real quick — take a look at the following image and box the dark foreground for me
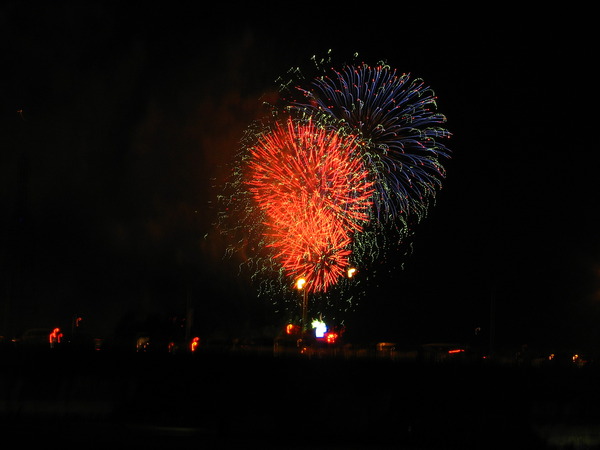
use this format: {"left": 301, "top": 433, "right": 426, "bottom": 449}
{"left": 1, "top": 348, "right": 600, "bottom": 449}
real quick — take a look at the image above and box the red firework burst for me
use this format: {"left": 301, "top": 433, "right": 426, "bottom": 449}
{"left": 246, "top": 117, "right": 374, "bottom": 293}
{"left": 267, "top": 205, "right": 353, "bottom": 293}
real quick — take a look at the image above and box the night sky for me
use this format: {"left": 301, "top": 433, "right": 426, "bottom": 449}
{"left": 1, "top": 3, "right": 595, "bottom": 353}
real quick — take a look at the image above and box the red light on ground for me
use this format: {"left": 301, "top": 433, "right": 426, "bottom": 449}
{"left": 325, "top": 332, "right": 338, "bottom": 344}
{"left": 190, "top": 337, "right": 200, "bottom": 352}
{"left": 286, "top": 324, "right": 301, "bottom": 335}
{"left": 448, "top": 349, "right": 464, "bottom": 354}
{"left": 49, "top": 328, "right": 63, "bottom": 347}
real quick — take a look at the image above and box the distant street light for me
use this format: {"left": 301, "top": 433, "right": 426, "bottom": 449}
{"left": 296, "top": 277, "right": 308, "bottom": 337}
{"left": 296, "top": 278, "right": 306, "bottom": 290}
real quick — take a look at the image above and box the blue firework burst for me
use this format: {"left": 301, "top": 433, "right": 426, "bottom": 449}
{"left": 289, "top": 63, "right": 451, "bottom": 229}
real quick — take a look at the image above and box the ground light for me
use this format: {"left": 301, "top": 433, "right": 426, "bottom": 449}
{"left": 190, "top": 337, "right": 200, "bottom": 352}
{"left": 311, "top": 319, "right": 327, "bottom": 338}
{"left": 49, "top": 328, "right": 63, "bottom": 348}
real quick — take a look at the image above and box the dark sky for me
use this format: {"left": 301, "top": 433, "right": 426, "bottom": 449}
{"left": 1, "top": 3, "right": 596, "bottom": 352}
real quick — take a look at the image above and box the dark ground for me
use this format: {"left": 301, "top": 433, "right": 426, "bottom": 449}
{"left": 2, "top": 346, "right": 600, "bottom": 449}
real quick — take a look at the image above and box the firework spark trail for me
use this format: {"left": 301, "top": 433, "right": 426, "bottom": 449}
{"left": 245, "top": 116, "right": 374, "bottom": 293}
{"left": 265, "top": 204, "right": 353, "bottom": 293}
{"left": 290, "top": 63, "right": 451, "bottom": 228}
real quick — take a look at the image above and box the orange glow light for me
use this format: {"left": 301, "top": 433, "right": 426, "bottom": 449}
{"left": 286, "top": 323, "right": 300, "bottom": 335}
{"left": 296, "top": 278, "right": 306, "bottom": 290}
{"left": 190, "top": 337, "right": 200, "bottom": 352}
{"left": 49, "top": 328, "right": 63, "bottom": 345}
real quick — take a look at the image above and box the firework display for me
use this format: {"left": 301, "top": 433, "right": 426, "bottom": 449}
{"left": 246, "top": 116, "right": 374, "bottom": 294}
{"left": 288, "top": 62, "right": 451, "bottom": 229}
{"left": 217, "top": 54, "right": 451, "bottom": 327}
{"left": 266, "top": 206, "right": 353, "bottom": 294}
